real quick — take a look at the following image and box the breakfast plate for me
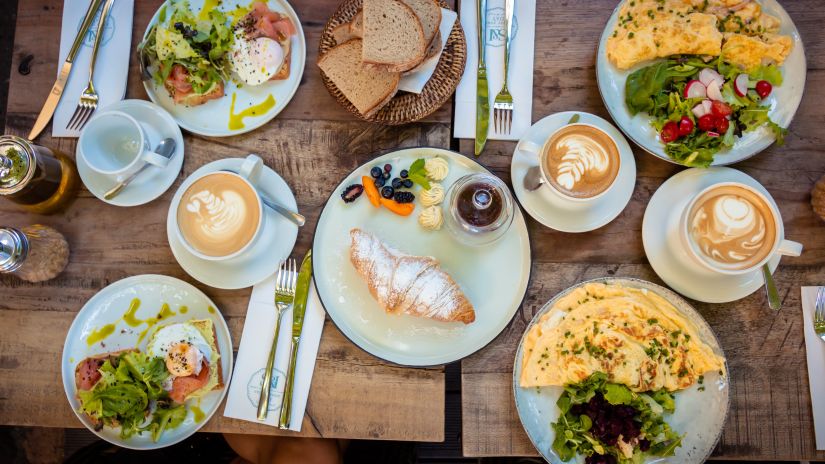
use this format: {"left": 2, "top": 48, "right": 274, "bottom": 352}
{"left": 596, "top": 0, "right": 806, "bottom": 166}
{"left": 166, "top": 157, "right": 299, "bottom": 289}
{"left": 643, "top": 167, "right": 781, "bottom": 303}
{"left": 141, "top": 0, "right": 306, "bottom": 137}
{"left": 511, "top": 111, "right": 636, "bottom": 233}
{"left": 313, "top": 147, "right": 531, "bottom": 366}
{"left": 61, "top": 274, "right": 233, "bottom": 450}
{"left": 514, "top": 278, "right": 729, "bottom": 464}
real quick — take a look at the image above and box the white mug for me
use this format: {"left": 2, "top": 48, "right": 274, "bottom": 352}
{"left": 678, "top": 181, "right": 802, "bottom": 276}
{"left": 79, "top": 111, "right": 170, "bottom": 181}
{"left": 172, "top": 154, "right": 265, "bottom": 262}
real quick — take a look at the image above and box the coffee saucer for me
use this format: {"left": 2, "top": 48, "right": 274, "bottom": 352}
{"left": 76, "top": 100, "right": 185, "bottom": 207}
{"left": 643, "top": 167, "right": 780, "bottom": 303}
{"left": 166, "top": 157, "right": 299, "bottom": 290}
{"left": 511, "top": 111, "right": 636, "bottom": 232}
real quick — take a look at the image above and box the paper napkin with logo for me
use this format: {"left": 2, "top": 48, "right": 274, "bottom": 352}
{"left": 398, "top": 8, "right": 458, "bottom": 93}
{"left": 454, "top": 0, "right": 536, "bottom": 141}
{"left": 223, "top": 273, "right": 326, "bottom": 431}
{"left": 54, "top": 0, "right": 133, "bottom": 138}
{"left": 802, "top": 287, "right": 825, "bottom": 449}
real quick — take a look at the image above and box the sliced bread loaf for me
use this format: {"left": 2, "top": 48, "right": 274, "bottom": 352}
{"left": 362, "top": 0, "right": 426, "bottom": 72}
{"left": 350, "top": 10, "right": 364, "bottom": 37}
{"left": 400, "top": 0, "right": 441, "bottom": 48}
{"left": 318, "top": 39, "right": 400, "bottom": 118}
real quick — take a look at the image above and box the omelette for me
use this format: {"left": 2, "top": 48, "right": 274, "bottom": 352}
{"left": 519, "top": 282, "right": 725, "bottom": 392}
{"left": 606, "top": 0, "right": 793, "bottom": 71}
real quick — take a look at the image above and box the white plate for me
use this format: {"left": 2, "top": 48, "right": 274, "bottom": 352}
{"left": 77, "top": 99, "right": 185, "bottom": 207}
{"left": 596, "top": 0, "right": 806, "bottom": 166}
{"left": 511, "top": 111, "right": 636, "bottom": 233}
{"left": 61, "top": 274, "right": 233, "bottom": 450}
{"left": 643, "top": 167, "right": 781, "bottom": 303}
{"left": 141, "top": 0, "right": 306, "bottom": 137}
{"left": 513, "top": 278, "right": 729, "bottom": 464}
{"left": 166, "top": 157, "right": 299, "bottom": 289}
{"left": 313, "top": 148, "right": 532, "bottom": 366}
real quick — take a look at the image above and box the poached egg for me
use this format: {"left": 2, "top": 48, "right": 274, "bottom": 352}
{"left": 230, "top": 31, "right": 285, "bottom": 86}
{"left": 147, "top": 323, "right": 212, "bottom": 381}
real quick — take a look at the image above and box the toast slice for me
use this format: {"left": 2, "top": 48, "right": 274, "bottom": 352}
{"left": 350, "top": 10, "right": 364, "bottom": 37}
{"left": 362, "top": 0, "right": 427, "bottom": 72}
{"left": 332, "top": 22, "right": 357, "bottom": 44}
{"left": 318, "top": 39, "right": 400, "bottom": 118}
{"left": 400, "top": 0, "right": 441, "bottom": 49}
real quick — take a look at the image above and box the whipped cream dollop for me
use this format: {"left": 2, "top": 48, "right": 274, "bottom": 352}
{"left": 425, "top": 157, "right": 449, "bottom": 181}
{"left": 418, "top": 205, "right": 444, "bottom": 230}
{"left": 420, "top": 182, "right": 445, "bottom": 206}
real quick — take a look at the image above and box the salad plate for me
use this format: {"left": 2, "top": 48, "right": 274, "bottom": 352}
{"left": 140, "top": 0, "right": 306, "bottom": 137}
{"left": 61, "top": 275, "right": 233, "bottom": 450}
{"left": 596, "top": 0, "right": 806, "bottom": 167}
{"left": 313, "top": 147, "right": 531, "bottom": 366}
{"left": 514, "top": 278, "right": 729, "bottom": 464}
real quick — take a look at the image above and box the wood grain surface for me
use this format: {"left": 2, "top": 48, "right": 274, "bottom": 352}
{"left": 0, "top": 0, "right": 448, "bottom": 442}
{"left": 459, "top": 0, "right": 825, "bottom": 460}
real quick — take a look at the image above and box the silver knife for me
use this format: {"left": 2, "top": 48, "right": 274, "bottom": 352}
{"left": 278, "top": 249, "right": 312, "bottom": 429}
{"left": 474, "top": 0, "right": 489, "bottom": 156}
{"left": 29, "top": 0, "right": 105, "bottom": 140}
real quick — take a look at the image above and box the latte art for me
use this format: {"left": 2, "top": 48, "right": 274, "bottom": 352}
{"left": 185, "top": 189, "right": 248, "bottom": 243}
{"left": 541, "top": 124, "right": 620, "bottom": 199}
{"left": 552, "top": 134, "right": 612, "bottom": 190}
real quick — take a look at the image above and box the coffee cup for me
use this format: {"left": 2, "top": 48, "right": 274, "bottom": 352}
{"left": 678, "top": 181, "right": 802, "bottom": 276}
{"left": 173, "top": 155, "right": 265, "bottom": 261}
{"left": 519, "top": 123, "right": 621, "bottom": 202}
{"left": 79, "top": 111, "right": 171, "bottom": 181}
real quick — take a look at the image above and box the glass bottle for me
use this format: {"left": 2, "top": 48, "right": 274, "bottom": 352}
{"left": 0, "top": 225, "right": 70, "bottom": 282}
{"left": 444, "top": 173, "right": 515, "bottom": 247}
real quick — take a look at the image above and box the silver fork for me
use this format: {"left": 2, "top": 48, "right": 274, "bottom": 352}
{"left": 66, "top": 0, "right": 115, "bottom": 132}
{"left": 257, "top": 258, "right": 297, "bottom": 420}
{"left": 493, "top": 0, "right": 515, "bottom": 134}
{"left": 814, "top": 288, "right": 825, "bottom": 342}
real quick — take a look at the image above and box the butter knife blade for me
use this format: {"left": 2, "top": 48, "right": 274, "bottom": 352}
{"left": 474, "top": 0, "right": 489, "bottom": 156}
{"left": 291, "top": 249, "right": 312, "bottom": 337}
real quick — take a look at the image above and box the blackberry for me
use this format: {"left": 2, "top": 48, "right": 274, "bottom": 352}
{"left": 381, "top": 186, "right": 395, "bottom": 199}
{"left": 370, "top": 166, "right": 383, "bottom": 178}
{"left": 393, "top": 191, "right": 415, "bottom": 204}
{"left": 341, "top": 184, "right": 364, "bottom": 203}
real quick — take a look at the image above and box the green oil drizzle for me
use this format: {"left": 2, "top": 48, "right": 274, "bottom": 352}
{"left": 180, "top": 305, "right": 189, "bottom": 314}
{"left": 191, "top": 405, "right": 205, "bottom": 423}
{"left": 208, "top": 306, "right": 216, "bottom": 314}
{"left": 156, "top": 303, "right": 176, "bottom": 321}
{"left": 122, "top": 299, "right": 143, "bottom": 327}
{"left": 86, "top": 324, "right": 116, "bottom": 346}
{"left": 85, "top": 299, "right": 184, "bottom": 346}
{"left": 228, "top": 92, "right": 276, "bottom": 130}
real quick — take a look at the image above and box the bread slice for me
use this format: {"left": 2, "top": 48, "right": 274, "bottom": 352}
{"left": 318, "top": 39, "right": 400, "bottom": 118}
{"left": 332, "top": 22, "right": 357, "bottom": 44}
{"left": 362, "top": 0, "right": 427, "bottom": 72}
{"left": 400, "top": 0, "right": 441, "bottom": 49}
{"left": 350, "top": 10, "right": 364, "bottom": 37}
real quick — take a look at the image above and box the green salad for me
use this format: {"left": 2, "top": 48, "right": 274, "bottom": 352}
{"left": 552, "top": 373, "right": 682, "bottom": 464}
{"left": 625, "top": 55, "right": 787, "bottom": 167}
{"left": 78, "top": 352, "right": 186, "bottom": 441}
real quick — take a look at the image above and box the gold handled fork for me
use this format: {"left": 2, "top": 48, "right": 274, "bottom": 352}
{"left": 257, "top": 258, "right": 297, "bottom": 420}
{"left": 814, "top": 287, "right": 825, "bottom": 342}
{"left": 493, "top": 0, "right": 515, "bottom": 134}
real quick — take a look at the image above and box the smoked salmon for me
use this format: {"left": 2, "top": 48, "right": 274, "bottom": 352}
{"left": 163, "top": 64, "right": 225, "bottom": 106}
{"left": 169, "top": 361, "right": 211, "bottom": 404}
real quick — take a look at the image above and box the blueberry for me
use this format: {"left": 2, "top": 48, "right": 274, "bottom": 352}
{"left": 403, "top": 179, "right": 414, "bottom": 188}
{"left": 400, "top": 169, "right": 409, "bottom": 178}
{"left": 384, "top": 164, "right": 393, "bottom": 172}
{"left": 374, "top": 177, "right": 386, "bottom": 188}
{"left": 370, "top": 166, "right": 382, "bottom": 178}
{"left": 381, "top": 186, "right": 395, "bottom": 199}
{"left": 391, "top": 178, "right": 402, "bottom": 189}
{"left": 382, "top": 171, "right": 391, "bottom": 180}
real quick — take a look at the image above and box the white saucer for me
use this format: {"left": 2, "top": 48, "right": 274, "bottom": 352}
{"left": 511, "top": 111, "right": 636, "bottom": 232}
{"left": 166, "top": 158, "right": 299, "bottom": 289}
{"left": 643, "top": 167, "right": 781, "bottom": 303}
{"left": 76, "top": 99, "right": 185, "bottom": 207}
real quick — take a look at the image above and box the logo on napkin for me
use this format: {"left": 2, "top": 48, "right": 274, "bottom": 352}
{"left": 485, "top": 7, "right": 518, "bottom": 47}
{"left": 77, "top": 9, "right": 116, "bottom": 47}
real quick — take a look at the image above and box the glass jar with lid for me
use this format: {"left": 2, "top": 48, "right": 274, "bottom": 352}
{"left": 0, "top": 225, "right": 70, "bottom": 282}
{"left": 444, "top": 173, "right": 515, "bottom": 247}
{"left": 0, "top": 135, "right": 80, "bottom": 214}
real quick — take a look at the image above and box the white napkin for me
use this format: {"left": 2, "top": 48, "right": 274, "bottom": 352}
{"left": 802, "top": 286, "right": 825, "bottom": 449}
{"left": 453, "top": 0, "right": 536, "bottom": 141}
{"left": 398, "top": 8, "right": 458, "bottom": 94}
{"left": 223, "top": 274, "right": 326, "bottom": 431}
{"left": 53, "top": 0, "right": 134, "bottom": 138}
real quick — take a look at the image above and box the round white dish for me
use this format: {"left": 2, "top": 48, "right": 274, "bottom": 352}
{"left": 596, "top": 0, "right": 806, "bottom": 166}
{"left": 166, "top": 157, "right": 299, "bottom": 289}
{"left": 511, "top": 111, "right": 637, "bottom": 233}
{"left": 313, "top": 147, "right": 532, "bottom": 366}
{"left": 61, "top": 274, "right": 233, "bottom": 450}
{"left": 643, "top": 167, "right": 781, "bottom": 303}
{"left": 513, "top": 277, "right": 729, "bottom": 464}
{"left": 77, "top": 99, "right": 185, "bottom": 207}
{"left": 141, "top": 0, "right": 306, "bottom": 137}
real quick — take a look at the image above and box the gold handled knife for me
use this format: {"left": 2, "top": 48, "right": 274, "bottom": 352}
{"left": 474, "top": 0, "right": 490, "bottom": 156}
{"left": 29, "top": 0, "right": 105, "bottom": 140}
{"left": 278, "top": 249, "right": 312, "bottom": 429}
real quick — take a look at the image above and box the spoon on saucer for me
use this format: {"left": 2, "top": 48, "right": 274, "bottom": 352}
{"left": 762, "top": 263, "right": 781, "bottom": 310}
{"left": 219, "top": 169, "right": 305, "bottom": 227}
{"left": 104, "top": 138, "right": 176, "bottom": 200}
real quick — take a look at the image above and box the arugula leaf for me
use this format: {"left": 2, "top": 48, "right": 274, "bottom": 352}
{"left": 625, "top": 60, "right": 701, "bottom": 115}
{"left": 649, "top": 389, "right": 676, "bottom": 414}
{"left": 603, "top": 383, "right": 633, "bottom": 405}
{"left": 407, "top": 159, "right": 431, "bottom": 190}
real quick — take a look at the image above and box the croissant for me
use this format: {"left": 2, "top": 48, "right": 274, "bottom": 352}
{"left": 349, "top": 228, "right": 476, "bottom": 324}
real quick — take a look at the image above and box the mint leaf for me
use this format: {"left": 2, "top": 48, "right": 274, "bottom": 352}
{"left": 407, "top": 158, "right": 431, "bottom": 190}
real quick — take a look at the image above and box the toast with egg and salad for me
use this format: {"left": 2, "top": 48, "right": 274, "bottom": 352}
{"left": 141, "top": 0, "right": 296, "bottom": 106}
{"left": 519, "top": 282, "right": 726, "bottom": 463}
{"left": 606, "top": 0, "right": 794, "bottom": 167}
{"left": 74, "top": 319, "right": 222, "bottom": 442}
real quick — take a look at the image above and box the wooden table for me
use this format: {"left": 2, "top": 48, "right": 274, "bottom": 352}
{"left": 0, "top": 0, "right": 446, "bottom": 442}
{"left": 459, "top": 0, "right": 825, "bottom": 461}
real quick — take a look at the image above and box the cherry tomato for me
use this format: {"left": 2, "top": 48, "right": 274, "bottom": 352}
{"left": 678, "top": 116, "right": 694, "bottom": 136}
{"left": 715, "top": 117, "right": 730, "bottom": 134}
{"left": 711, "top": 101, "right": 733, "bottom": 118}
{"left": 697, "top": 114, "right": 716, "bottom": 132}
{"left": 660, "top": 121, "right": 679, "bottom": 143}
{"left": 755, "top": 80, "right": 773, "bottom": 98}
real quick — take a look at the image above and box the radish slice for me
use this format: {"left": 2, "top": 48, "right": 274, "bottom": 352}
{"left": 684, "top": 80, "right": 707, "bottom": 99}
{"left": 706, "top": 80, "right": 723, "bottom": 101}
{"left": 692, "top": 102, "right": 708, "bottom": 118}
{"left": 707, "top": 131, "right": 720, "bottom": 137}
{"left": 702, "top": 99, "right": 713, "bottom": 114}
{"left": 699, "top": 68, "right": 725, "bottom": 88}
{"left": 734, "top": 74, "right": 749, "bottom": 97}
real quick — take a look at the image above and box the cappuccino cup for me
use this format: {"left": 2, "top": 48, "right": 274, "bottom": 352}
{"left": 79, "top": 111, "right": 171, "bottom": 181}
{"left": 679, "top": 182, "right": 802, "bottom": 276}
{"left": 173, "top": 155, "right": 264, "bottom": 261}
{"left": 519, "top": 123, "right": 621, "bottom": 202}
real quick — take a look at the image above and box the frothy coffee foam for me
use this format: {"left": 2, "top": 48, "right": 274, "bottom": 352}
{"left": 688, "top": 185, "right": 776, "bottom": 270}
{"left": 542, "top": 125, "right": 620, "bottom": 199}
{"left": 177, "top": 173, "right": 260, "bottom": 257}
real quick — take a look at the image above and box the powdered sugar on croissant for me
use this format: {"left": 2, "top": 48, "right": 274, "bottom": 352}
{"left": 349, "top": 229, "right": 476, "bottom": 324}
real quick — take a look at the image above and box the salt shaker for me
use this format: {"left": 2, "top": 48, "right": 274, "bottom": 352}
{"left": 0, "top": 225, "right": 70, "bottom": 282}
